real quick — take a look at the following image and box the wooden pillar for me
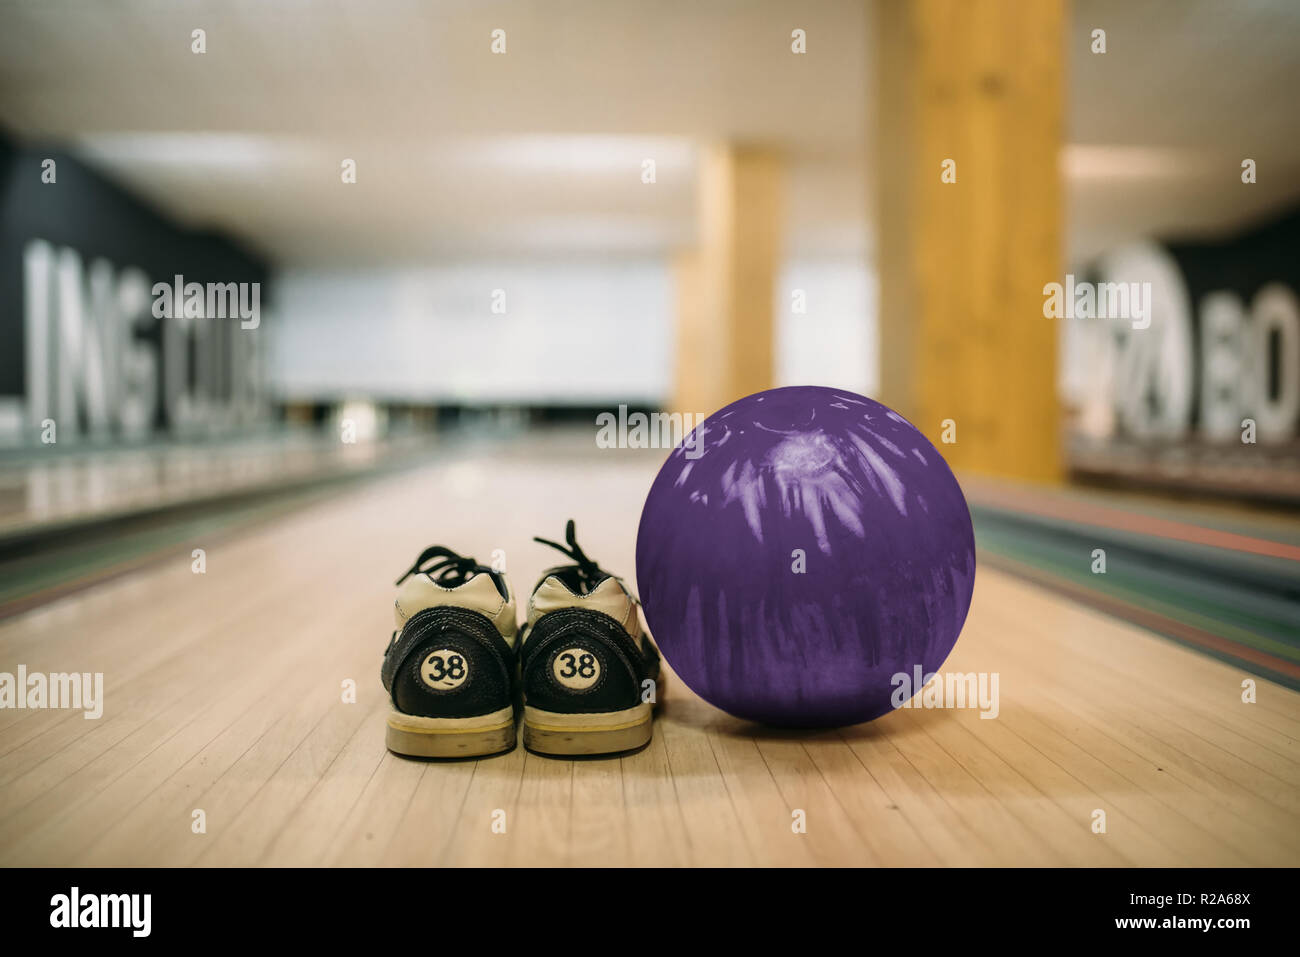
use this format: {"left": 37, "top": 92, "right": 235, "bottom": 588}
{"left": 876, "top": 0, "right": 1064, "bottom": 481}
{"left": 673, "top": 144, "right": 782, "bottom": 416}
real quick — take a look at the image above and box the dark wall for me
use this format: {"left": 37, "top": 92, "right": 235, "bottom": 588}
{"left": 0, "top": 129, "right": 269, "bottom": 396}
{"left": 1165, "top": 205, "right": 1300, "bottom": 321}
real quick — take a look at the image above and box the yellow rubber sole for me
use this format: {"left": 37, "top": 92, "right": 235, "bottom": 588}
{"left": 521, "top": 703, "right": 653, "bottom": 756}
{"left": 385, "top": 706, "right": 516, "bottom": 758}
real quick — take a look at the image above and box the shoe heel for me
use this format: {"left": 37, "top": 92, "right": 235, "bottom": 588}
{"left": 385, "top": 706, "right": 516, "bottom": 758}
{"left": 521, "top": 703, "right": 652, "bottom": 756}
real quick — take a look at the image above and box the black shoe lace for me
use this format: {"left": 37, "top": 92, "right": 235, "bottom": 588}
{"left": 533, "top": 520, "right": 618, "bottom": 597}
{"left": 395, "top": 546, "right": 508, "bottom": 600}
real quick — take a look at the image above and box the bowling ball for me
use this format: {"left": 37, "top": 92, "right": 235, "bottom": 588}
{"left": 635, "top": 386, "right": 975, "bottom": 727}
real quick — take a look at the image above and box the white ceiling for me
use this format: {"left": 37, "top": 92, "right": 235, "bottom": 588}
{"left": 1067, "top": 0, "right": 1300, "bottom": 260}
{"left": 0, "top": 0, "right": 1297, "bottom": 266}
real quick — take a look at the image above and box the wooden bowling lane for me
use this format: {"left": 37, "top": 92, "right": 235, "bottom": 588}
{"left": 0, "top": 433, "right": 1297, "bottom": 866}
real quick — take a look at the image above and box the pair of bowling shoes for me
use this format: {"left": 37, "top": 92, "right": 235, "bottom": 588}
{"left": 380, "top": 521, "right": 661, "bottom": 759}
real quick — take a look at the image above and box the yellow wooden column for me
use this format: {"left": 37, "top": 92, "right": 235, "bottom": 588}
{"left": 876, "top": 0, "right": 1064, "bottom": 482}
{"left": 673, "top": 144, "right": 782, "bottom": 416}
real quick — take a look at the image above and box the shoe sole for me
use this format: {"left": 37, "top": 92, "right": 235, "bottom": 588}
{"left": 385, "top": 705, "right": 516, "bottom": 758}
{"left": 521, "top": 702, "right": 653, "bottom": 756}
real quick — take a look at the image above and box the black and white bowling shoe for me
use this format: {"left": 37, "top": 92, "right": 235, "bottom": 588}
{"left": 519, "top": 521, "right": 661, "bottom": 756}
{"left": 381, "top": 546, "right": 519, "bottom": 758}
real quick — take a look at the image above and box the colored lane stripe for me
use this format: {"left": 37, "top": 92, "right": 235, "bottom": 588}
{"left": 980, "top": 550, "right": 1300, "bottom": 688}
{"left": 968, "top": 485, "right": 1300, "bottom": 562}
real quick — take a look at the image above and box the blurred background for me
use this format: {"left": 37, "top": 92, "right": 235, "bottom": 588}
{"left": 2, "top": 0, "right": 1300, "bottom": 871}
{"left": 1, "top": 0, "right": 1298, "bottom": 679}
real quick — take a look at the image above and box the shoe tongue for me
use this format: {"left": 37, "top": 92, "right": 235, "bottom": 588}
{"left": 538, "top": 564, "right": 609, "bottom": 596}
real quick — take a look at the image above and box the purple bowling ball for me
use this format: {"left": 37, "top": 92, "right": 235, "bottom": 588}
{"left": 635, "top": 386, "right": 976, "bottom": 727}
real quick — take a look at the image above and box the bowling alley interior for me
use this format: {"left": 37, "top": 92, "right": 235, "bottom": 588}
{"left": 1, "top": 0, "right": 1298, "bottom": 872}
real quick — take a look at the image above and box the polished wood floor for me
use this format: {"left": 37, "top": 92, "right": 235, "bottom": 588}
{"left": 1, "top": 438, "right": 1297, "bottom": 866}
